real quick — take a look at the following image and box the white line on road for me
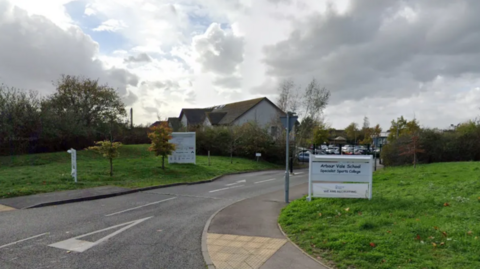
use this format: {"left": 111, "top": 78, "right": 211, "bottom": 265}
{"left": 105, "top": 197, "right": 177, "bottom": 217}
{"left": 209, "top": 185, "right": 244, "bottom": 193}
{"left": 254, "top": 178, "right": 276, "bottom": 184}
{"left": 225, "top": 179, "right": 246, "bottom": 186}
{"left": 295, "top": 172, "right": 305, "bottom": 175}
{"left": 49, "top": 217, "right": 152, "bottom": 252}
{"left": 0, "top": 233, "right": 49, "bottom": 250}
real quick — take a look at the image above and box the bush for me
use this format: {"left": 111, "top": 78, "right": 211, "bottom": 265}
{"left": 382, "top": 123, "right": 480, "bottom": 166}
{"left": 195, "top": 123, "right": 287, "bottom": 164}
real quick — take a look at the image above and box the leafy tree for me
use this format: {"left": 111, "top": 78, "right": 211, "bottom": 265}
{"left": 43, "top": 75, "right": 126, "bottom": 137}
{"left": 387, "top": 116, "right": 420, "bottom": 142}
{"left": 345, "top": 122, "right": 359, "bottom": 144}
{"left": 312, "top": 122, "right": 329, "bottom": 145}
{"left": 298, "top": 116, "right": 316, "bottom": 147}
{"left": 87, "top": 140, "right": 123, "bottom": 176}
{"left": 148, "top": 122, "right": 176, "bottom": 170}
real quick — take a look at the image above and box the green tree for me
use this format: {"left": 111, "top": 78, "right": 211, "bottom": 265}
{"left": 312, "top": 122, "right": 329, "bottom": 145}
{"left": 298, "top": 116, "right": 316, "bottom": 147}
{"left": 387, "top": 116, "right": 420, "bottom": 142}
{"left": 87, "top": 140, "right": 123, "bottom": 176}
{"left": 43, "top": 75, "right": 126, "bottom": 137}
{"left": 148, "top": 122, "right": 176, "bottom": 170}
{"left": 345, "top": 122, "right": 359, "bottom": 144}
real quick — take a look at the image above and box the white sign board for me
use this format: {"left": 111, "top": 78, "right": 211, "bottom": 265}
{"left": 168, "top": 132, "right": 196, "bottom": 164}
{"left": 308, "top": 155, "right": 373, "bottom": 200}
{"left": 256, "top": 153, "right": 261, "bottom": 157}
{"left": 313, "top": 183, "right": 370, "bottom": 199}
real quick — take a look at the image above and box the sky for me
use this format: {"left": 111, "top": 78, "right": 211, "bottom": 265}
{"left": 1, "top": 0, "right": 480, "bottom": 130}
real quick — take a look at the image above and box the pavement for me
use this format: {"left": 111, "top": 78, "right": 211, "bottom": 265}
{"left": 0, "top": 169, "right": 313, "bottom": 269}
{"left": 206, "top": 183, "right": 329, "bottom": 269}
{"left": 0, "top": 186, "right": 131, "bottom": 209}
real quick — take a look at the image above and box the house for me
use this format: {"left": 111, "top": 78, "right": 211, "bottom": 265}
{"left": 173, "top": 97, "right": 286, "bottom": 131}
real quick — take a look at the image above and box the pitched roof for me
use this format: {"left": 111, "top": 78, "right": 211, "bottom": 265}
{"left": 209, "top": 97, "right": 265, "bottom": 125}
{"left": 150, "top": 121, "right": 167, "bottom": 127}
{"left": 206, "top": 112, "right": 227, "bottom": 125}
{"left": 179, "top": 108, "right": 214, "bottom": 125}
{"left": 178, "top": 97, "right": 286, "bottom": 126}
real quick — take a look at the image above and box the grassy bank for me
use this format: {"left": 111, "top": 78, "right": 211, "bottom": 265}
{"left": 0, "top": 144, "right": 280, "bottom": 198}
{"left": 279, "top": 162, "right": 480, "bottom": 269}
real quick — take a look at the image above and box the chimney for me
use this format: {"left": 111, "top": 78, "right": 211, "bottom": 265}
{"left": 130, "top": 108, "right": 133, "bottom": 129}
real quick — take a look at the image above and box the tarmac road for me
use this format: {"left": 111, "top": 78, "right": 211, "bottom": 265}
{"left": 0, "top": 170, "right": 309, "bottom": 269}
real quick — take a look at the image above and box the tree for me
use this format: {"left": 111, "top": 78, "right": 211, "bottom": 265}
{"left": 388, "top": 116, "right": 420, "bottom": 142}
{"left": 228, "top": 125, "right": 241, "bottom": 164}
{"left": 276, "top": 79, "right": 301, "bottom": 114}
{"left": 345, "top": 122, "right": 359, "bottom": 144}
{"left": 148, "top": 122, "right": 176, "bottom": 170}
{"left": 399, "top": 134, "right": 425, "bottom": 168}
{"left": 303, "top": 79, "right": 330, "bottom": 121}
{"left": 312, "top": 122, "right": 329, "bottom": 145}
{"left": 298, "top": 116, "right": 316, "bottom": 147}
{"left": 44, "top": 75, "right": 126, "bottom": 137}
{"left": 87, "top": 140, "right": 123, "bottom": 176}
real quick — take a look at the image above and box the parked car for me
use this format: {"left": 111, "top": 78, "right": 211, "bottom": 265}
{"left": 297, "top": 152, "right": 310, "bottom": 162}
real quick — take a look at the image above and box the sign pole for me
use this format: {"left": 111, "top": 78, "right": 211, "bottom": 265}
{"left": 285, "top": 113, "right": 290, "bottom": 203}
{"left": 67, "top": 148, "right": 77, "bottom": 183}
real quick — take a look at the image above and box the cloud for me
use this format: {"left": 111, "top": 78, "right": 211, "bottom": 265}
{"left": 262, "top": 0, "right": 480, "bottom": 104}
{"left": 185, "top": 90, "right": 196, "bottom": 104}
{"left": 124, "top": 53, "right": 152, "bottom": 63}
{"left": 212, "top": 75, "right": 242, "bottom": 89}
{"left": 93, "top": 19, "right": 127, "bottom": 32}
{"left": 193, "top": 23, "right": 244, "bottom": 75}
{"left": 0, "top": 1, "right": 138, "bottom": 105}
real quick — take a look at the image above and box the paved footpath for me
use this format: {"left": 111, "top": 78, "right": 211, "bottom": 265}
{"left": 206, "top": 183, "right": 330, "bottom": 269}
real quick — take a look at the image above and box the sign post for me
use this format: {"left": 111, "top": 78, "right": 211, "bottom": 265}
{"left": 280, "top": 112, "right": 298, "bottom": 203}
{"left": 255, "top": 153, "right": 261, "bottom": 162}
{"left": 67, "top": 148, "right": 77, "bottom": 183}
{"left": 307, "top": 155, "right": 373, "bottom": 201}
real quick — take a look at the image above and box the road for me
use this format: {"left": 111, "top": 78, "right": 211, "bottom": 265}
{"left": 0, "top": 170, "right": 309, "bottom": 269}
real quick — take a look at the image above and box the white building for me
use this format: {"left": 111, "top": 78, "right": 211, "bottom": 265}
{"left": 172, "top": 97, "right": 286, "bottom": 131}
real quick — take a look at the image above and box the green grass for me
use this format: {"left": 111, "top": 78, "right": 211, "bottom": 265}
{"left": 279, "top": 162, "right": 480, "bottom": 269}
{"left": 0, "top": 144, "right": 280, "bottom": 199}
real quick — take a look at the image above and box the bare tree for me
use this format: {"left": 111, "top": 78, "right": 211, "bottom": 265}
{"left": 303, "top": 79, "right": 330, "bottom": 122}
{"left": 276, "top": 79, "right": 295, "bottom": 112}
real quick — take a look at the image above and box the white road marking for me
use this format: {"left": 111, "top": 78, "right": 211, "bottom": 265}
{"left": 49, "top": 217, "right": 152, "bottom": 253}
{"left": 295, "top": 172, "right": 305, "bottom": 175}
{"left": 209, "top": 185, "right": 244, "bottom": 193}
{"left": 105, "top": 197, "right": 177, "bottom": 217}
{"left": 0, "top": 233, "right": 49, "bottom": 250}
{"left": 254, "top": 178, "right": 277, "bottom": 184}
{"left": 225, "top": 179, "right": 246, "bottom": 186}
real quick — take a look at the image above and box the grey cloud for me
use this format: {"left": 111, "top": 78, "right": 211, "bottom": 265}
{"left": 124, "top": 53, "right": 152, "bottom": 63}
{"left": 262, "top": 0, "right": 480, "bottom": 104}
{"left": 143, "top": 80, "right": 180, "bottom": 91}
{"left": 0, "top": 1, "right": 138, "bottom": 105}
{"left": 185, "top": 91, "right": 196, "bottom": 104}
{"left": 213, "top": 76, "right": 242, "bottom": 89}
{"left": 193, "top": 23, "right": 244, "bottom": 75}
{"left": 143, "top": 106, "right": 159, "bottom": 114}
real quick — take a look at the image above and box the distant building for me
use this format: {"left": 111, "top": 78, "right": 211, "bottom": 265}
{"left": 372, "top": 131, "right": 389, "bottom": 148}
{"left": 171, "top": 97, "right": 286, "bottom": 132}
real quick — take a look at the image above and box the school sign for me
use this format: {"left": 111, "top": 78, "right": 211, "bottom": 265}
{"left": 307, "top": 155, "right": 373, "bottom": 200}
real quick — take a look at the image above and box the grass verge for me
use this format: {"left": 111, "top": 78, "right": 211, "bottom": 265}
{"left": 279, "top": 162, "right": 480, "bottom": 269}
{"left": 0, "top": 144, "right": 280, "bottom": 198}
